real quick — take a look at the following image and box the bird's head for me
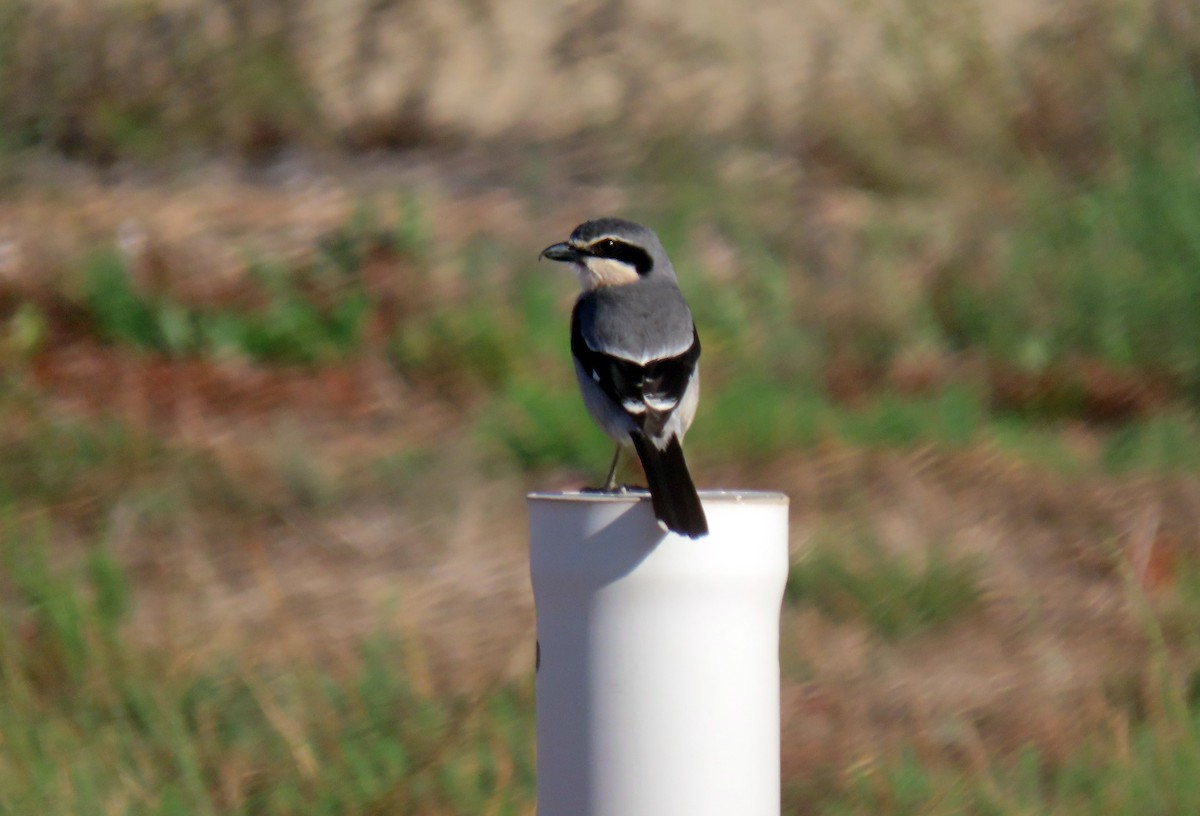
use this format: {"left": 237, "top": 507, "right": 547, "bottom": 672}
{"left": 540, "top": 217, "right": 673, "bottom": 291}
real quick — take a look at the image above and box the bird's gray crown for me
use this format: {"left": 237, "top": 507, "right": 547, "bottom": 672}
{"left": 569, "top": 217, "right": 654, "bottom": 245}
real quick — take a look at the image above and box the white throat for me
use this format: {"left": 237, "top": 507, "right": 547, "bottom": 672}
{"left": 576, "top": 257, "right": 640, "bottom": 291}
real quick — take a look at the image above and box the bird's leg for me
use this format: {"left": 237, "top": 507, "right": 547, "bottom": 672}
{"left": 602, "top": 444, "right": 622, "bottom": 492}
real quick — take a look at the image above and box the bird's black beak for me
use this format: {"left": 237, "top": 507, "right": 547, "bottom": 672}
{"left": 540, "top": 242, "right": 583, "bottom": 263}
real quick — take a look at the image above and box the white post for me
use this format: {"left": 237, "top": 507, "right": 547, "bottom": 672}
{"left": 528, "top": 490, "right": 789, "bottom": 816}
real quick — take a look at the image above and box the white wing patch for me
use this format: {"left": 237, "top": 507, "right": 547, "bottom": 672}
{"left": 621, "top": 398, "right": 647, "bottom": 414}
{"left": 644, "top": 394, "right": 679, "bottom": 412}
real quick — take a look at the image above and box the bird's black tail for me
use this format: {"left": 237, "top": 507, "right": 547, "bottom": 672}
{"left": 630, "top": 432, "right": 708, "bottom": 538}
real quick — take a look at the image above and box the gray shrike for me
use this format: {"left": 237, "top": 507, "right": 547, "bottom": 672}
{"left": 541, "top": 217, "right": 708, "bottom": 538}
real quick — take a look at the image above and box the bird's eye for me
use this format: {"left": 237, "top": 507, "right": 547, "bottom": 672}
{"left": 585, "top": 237, "right": 652, "bottom": 274}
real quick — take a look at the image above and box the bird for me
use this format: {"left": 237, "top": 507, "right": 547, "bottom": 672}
{"left": 540, "top": 217, "right": 708, "bottom": 538}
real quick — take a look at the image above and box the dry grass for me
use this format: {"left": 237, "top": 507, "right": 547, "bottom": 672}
{"left": 0, "top": 0, "right": 1053, "bottom": 144}
{"left": 774, "top": 444, "right": 1200, "bottom": 770}
{"left": 3, "top": 0, "right": 1200, "bottom": 810}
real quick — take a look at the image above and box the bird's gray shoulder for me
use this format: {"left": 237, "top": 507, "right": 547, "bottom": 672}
{"left": 574, "top": 278, "right": 696, "bottom": 364}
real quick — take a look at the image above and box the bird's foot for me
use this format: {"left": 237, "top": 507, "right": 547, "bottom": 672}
{"left": 580, "top": 484, "right": 649, "bottom": 495}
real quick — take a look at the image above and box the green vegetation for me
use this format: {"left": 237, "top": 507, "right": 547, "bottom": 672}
{"left": 932, "top": 14, "right": 1200, "bottom": 407}
{"left": 0, "top": 524, "right": 535, "bottom": 815}
{"left": 786, "top": 529, "right": 983, "bottom": 640}
{"left": 5, "top": 523, "right": 1200, "bottom": 814}
{"left": 81, "top": 250, "right": 371, "bottom": 364}
{"left": 805, "top": 708, "right": 1200, "bottom": 815}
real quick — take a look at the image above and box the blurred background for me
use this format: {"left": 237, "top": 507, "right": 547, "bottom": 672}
{"left": 2, "top": 0, "right": 1200, "bottom": 812}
